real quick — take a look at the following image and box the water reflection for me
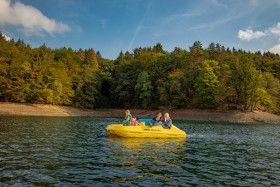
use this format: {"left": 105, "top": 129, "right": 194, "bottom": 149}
{"left": 106, "top": 135, "right": 187, "bottom": 183}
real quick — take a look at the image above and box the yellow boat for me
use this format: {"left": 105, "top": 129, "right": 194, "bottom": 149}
{"left": 106, "top": 123, "right": 186, "bottom": 138}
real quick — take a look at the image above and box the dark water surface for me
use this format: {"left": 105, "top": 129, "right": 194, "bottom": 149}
{"left": 0, "top": 116, "right": 279, "bottom": 186}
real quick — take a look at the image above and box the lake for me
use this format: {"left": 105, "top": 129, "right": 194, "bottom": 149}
{"left": 0, "top": 116, "right": 279, "bottom": 186}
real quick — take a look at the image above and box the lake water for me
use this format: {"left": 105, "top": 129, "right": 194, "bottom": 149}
{"left": 0, "top": 116, "right": 280, "bottom": 186}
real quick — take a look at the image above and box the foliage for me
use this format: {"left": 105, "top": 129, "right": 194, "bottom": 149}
{"left": 168, "top": 70, "right": 190, "bottom": 107}
{"left": 1, "top": 33, "right": 280, "bottom": 113}
{"left": 134, "top": 71, "right": 153, "bottom": 108}
{"left": 228, "top": 54, "right": 269, "bottom": 111}
{"left": 194, "top": 61, "right": 220, "bottom": 108}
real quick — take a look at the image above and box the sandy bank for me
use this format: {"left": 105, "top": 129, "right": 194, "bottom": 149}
{"left": 0, "top": 102, "right": 279, "bottom": 125}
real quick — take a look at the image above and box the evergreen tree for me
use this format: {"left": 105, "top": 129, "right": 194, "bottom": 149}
{"left": 153, "top": 43, "right": 164, "bottom": 53}
{"left": 135, "top": 71, "right": 153, "bottom": 108}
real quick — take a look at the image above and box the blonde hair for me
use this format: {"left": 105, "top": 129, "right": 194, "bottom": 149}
{"left": 125, "top": 110, "right": 130, "bottom": 114}
{"left": 164, "top": 113, "right": 170, "bottom": 119}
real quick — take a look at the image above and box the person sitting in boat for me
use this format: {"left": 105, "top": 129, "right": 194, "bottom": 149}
{"left": 131, "top": 118, "right": 139, "bottom": 126}
{"left": 162, "top": 113, "right": 172, "bottom": 129}
{"left": 149, "top": 113, "right": 172, "bottom": 129}
{"left": 122, "top": 110, "right": 132, "bottom": 126}
{"left": 148, "top": 112, "right": 163, "bottom": 127}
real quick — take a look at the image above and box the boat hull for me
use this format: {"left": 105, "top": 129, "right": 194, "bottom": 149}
{"left": 106, "top": 124, "right": 186, "bottom": 138}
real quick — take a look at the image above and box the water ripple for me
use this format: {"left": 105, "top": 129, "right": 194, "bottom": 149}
{"left": 0, "top": 117, "right": 280, "bottom": 186}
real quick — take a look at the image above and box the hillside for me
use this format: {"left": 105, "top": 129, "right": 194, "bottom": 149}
{"left": 1, "top": 34, "right": 280, "bottom": 113}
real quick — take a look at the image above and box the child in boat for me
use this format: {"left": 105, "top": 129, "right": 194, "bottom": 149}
{"left": 131, "top": 118, "right": 139, "bottom": 126}
{"left": 122, "top": 110, "right": 132, "bottom": 126}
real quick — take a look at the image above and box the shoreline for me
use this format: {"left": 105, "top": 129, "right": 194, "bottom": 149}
{"left": 0, "top": 102, "right": 280, "bottom": 125}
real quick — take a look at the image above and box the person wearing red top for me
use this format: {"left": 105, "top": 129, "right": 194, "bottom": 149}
{"left": 131, "top": 118, "right": 139, "bottom": 126}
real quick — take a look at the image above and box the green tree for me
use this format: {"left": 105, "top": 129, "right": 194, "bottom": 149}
{"left": 153, "top": 42, "right": 164, "bottom": 53}
{"left": 168, "top": 70, "right": 189, "bottom": 107}
{"left": 229, "top": 54, "right": 268, "bottom": 110}
{"left": 194, "top": 61, "right": 220, "bottom": 108}
{"left": 75, "top": 65, "right": 98, "bottom": 108}
{"left": 1, "top": 33, "right": 280, "bottom": 112}
{"left": 214, "top": 63, "right": 234, "bottom": 109}
{"left": 263, "top": 72, "right": 280, "bottom": 112}
{"left": 52, "top": 80, "right": 63, "bottom": 104}
{"left": 134, "top": 71, "right": 153, "bottom": 108}
{"left": 111, "top": 72, "right": 134, "bottom": 108}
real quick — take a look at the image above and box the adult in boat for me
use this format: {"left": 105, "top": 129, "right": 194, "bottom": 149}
{"left": 149, "top": 113, "right": 172, "bottom": 129}
{"left": 162, "top": 113, "right": 172, "bottom": 129}
{"left": 148, "top": 112, "right": 163, "bottom": 127}
{"left": 122, "top": 110, "right": 132, "bottom": 126}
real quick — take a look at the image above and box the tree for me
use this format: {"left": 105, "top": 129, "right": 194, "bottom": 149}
{"left": 229, "top": 54, "right": 268, "bottom": 110}
{"left": 168, "top": 70, "right": 189, "bottom": 107}
{"left": 52, "top": 80, "right": 63, "bottom": 105}
{"left": 111, "top": 72, "right": 134, "bottom": 108}
{"left": 89, "top": 48, "right": 98, "bottom": 69}
{"left": 78, "top": 48, "right": 85, "bottom": 62}
{"left": 263, "top": 72, "right": 280, "bottom": 112}
{"left": 153, "top": 42, "right": 164, "bottom": 53}
{"left": 134, "top": 71, "right": 153, "bottom": 108}
{"left": 0, "top": 35, "right": 280, "bottom": 112}
{"left": 75, "top": 66, "right": 98, "bottom": 108}
{"left": 194, "top": 61, "right": 220, "bottom": 108}
{"left": 207, "top": 42, "right": 216, "bottom": 60}
{"left": 214, "top": 63, "right": 234, "bottom": 109}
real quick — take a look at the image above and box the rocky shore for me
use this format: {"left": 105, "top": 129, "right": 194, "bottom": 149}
{"left": 0, "top": 102, "right": 279, "bottom": 124}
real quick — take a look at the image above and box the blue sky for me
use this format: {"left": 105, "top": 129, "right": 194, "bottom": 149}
{"left": 1, "top": 0, "right": 280, "bottom": 59}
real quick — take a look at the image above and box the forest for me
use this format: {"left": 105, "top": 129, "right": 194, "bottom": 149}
{"left": 0, "top": 33, "right": 280, "bottom": 113}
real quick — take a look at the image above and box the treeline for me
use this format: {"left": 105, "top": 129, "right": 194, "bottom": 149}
{"left": 0, "top": 34, "right": 280, "bottom": 113}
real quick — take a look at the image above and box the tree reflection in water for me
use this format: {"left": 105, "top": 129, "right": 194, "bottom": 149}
{"left": 106, "top": 135, "right": 187, "bottom": 183}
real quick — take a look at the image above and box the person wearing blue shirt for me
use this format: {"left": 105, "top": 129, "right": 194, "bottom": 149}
{"left": 149, "top": 112, "right": 163, "bottom": 126}
{"left": 122, "top": 110, "right": 132, "bottom": 126}
{"left": 149, "top": 113, "right": 172, "bottom": 129}
{"left": 162, "top": 113, "right": 172, "bottom": 129}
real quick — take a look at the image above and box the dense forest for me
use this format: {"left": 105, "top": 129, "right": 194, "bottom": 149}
{"left": 1, "top": 33, "right": 280, "bottom": 113}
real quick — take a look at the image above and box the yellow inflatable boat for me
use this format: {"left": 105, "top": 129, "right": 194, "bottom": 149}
{"left": 106, "top": 123, "right": 186, "bottom": 138}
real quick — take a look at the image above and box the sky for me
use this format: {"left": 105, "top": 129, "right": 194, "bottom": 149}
{"left": 0, "top": 0, "right": 280, "bottom": 59}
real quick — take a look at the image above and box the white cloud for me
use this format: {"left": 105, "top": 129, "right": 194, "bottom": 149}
{"left": 238, "top": 22, "right": 280, "bottom": 41}
{"left": 238, "top": 28, "right": 266, "bottom": 41}
{"left": 1, "top": 33, "right": 11, "bottom": 41}
{"left": 269, "top": 44, "right": 280, "bottom": 54}
{"left": 269, "top": 22, "right": 280, "bottom": 36}
{"left": 0, "top": 0, "right": 70, "bottom": 36}
{"left": 238, "top": 22, "right": 280, "bottom": 53}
